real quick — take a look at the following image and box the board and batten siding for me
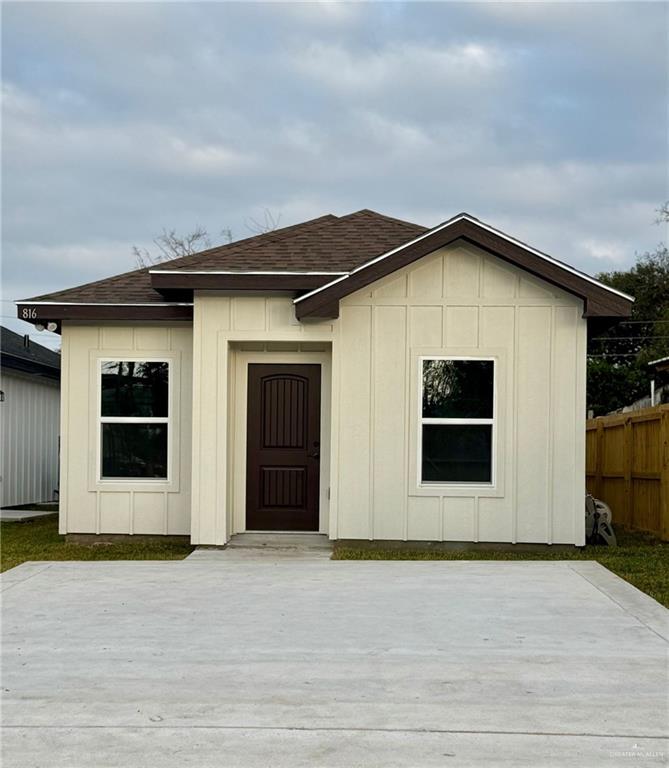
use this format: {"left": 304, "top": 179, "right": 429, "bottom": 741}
{"left": 191, "top": 293, "right": 334, "bottom": 545}
{"left": 59, "top": 325, "right": 193, "bottom": 535}
{"left": 334, "top": 241, "right": 587, "bottom": 545}
{"left": 0, "top": 370, "right": 60, "bottom": 507}
{"left": 59, "top": 240, "right": 586, "bottom": 545}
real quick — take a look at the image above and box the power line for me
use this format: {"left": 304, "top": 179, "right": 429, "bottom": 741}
{"left": 591, "top": 336, "right": 669, "bottom": 341}
{"left": 588, "top": 353, "right": 645, "bottom": 358}
{"left": 618, "top": 319, "right": 669, "bottom": 325}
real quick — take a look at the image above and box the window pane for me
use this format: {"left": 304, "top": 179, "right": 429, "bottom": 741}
{"left": 102, "top": 424, "right": 168, "bottom": 478}
{"left": 422, "top": 360, "right": 493, "bottom": 419}
{"left": 421, "top": 424, "right": 492, "bottom": 483}
{"left": 101, "top": 361, "right": 168, "bottom": 417}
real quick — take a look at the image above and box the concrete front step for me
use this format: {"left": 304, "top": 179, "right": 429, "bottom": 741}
{"left": 226, "top": 533, "right": 332, "bottom": 551}
{"left": 185, "top": 533, "right": 333, "bottom": 561}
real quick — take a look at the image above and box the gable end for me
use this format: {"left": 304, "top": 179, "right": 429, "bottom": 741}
{"left": 294, "top": 215, "right": 633, "bottom": 321}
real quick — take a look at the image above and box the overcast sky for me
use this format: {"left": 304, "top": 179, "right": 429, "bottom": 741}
{"left": 2, "top": 1, "right": 667, "bottom": 349}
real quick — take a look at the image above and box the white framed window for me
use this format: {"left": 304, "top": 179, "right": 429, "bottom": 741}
{"left": 419, "top": 357, "right": 495, "bottom": 486}
{"left": 98, "top": 359, "right": 170, "bottom": 481}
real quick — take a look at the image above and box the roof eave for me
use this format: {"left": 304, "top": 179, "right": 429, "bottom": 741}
{"left": 1, "top": 353, "right": 60, "bottom": 380}
{"left": 15, "top": 302, "right": 194, "bottom": 325}
{"left": 294, "top": 216, "right": 634, "bottom": 321}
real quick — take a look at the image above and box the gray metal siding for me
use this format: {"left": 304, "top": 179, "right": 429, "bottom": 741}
{"left": 0, "top": 371, "right": 60, "bottom": 507}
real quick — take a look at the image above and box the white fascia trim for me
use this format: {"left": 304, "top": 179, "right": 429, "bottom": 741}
{"left": 293, "top": 274, "right": 350, "bottom": 302}
{"left": 648, "top": 356, "right": 669, "bottom": 366}
{"left": 15, "top": 301, "right": 194, "bottom": 307}
{"left": 149, "top": 269, "right": 348, "bottom": 276}
{"left": 294, "top": 213, "right": 635, "bottom": 305}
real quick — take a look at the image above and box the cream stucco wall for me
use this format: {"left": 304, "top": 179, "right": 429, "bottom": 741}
{"left": 334, "top": 241, "right": 587, "bottom": 545}
{"left": 59, "top": 324, "right": 193, "bottom": 535}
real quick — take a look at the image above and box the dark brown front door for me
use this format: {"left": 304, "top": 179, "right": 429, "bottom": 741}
{"left": 246, "top": 364, "right": 321, "bottom": 531}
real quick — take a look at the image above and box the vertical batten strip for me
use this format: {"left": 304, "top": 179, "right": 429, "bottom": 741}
{"left": 403, "top": 304, "right": 410, "bottom": 541}
{"left": 368, "top": 305, "right": 375, "bottom": 540}
{"left": 476, "top": 305, "right": 481, "bottom": 349}
{"left": 512, "top": 304, "right": 519, "bottom": 544}
{"left": 330, "top": 334, "right": 341, "bottom": 540}
{"left": 190, "top": 301, "right": 202, "bottom": 543}
{"left": 575, "top": 316, "right": 588, "bottom": 545}
{"left": 477, "top": 252, "right": 483, "bottom": 300}
{"left": 547, "top": 306, "right": 555, "bottom": 545}
{"left": 94, "top": 328, "right": 101, "bottom": 535}
{"left": 474, "top": 496, "right": 480, "bottom": 542}
{"left": 439, "top": 496, "right": 444, "bottom": 542}
{"left": 215, "top": 334, "right": 227, "bottom": 544}
{"left": 95, "top": 489, "right": 101, "bottom": 535}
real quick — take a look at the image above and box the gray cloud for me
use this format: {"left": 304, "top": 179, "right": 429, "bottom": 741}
{"left": 2, "top": 1, "right": 667, "bottom": 348}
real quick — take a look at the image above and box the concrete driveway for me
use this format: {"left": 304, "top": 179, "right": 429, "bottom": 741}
{"left": 2, "top": 553, "right": 667, "bottom": 767}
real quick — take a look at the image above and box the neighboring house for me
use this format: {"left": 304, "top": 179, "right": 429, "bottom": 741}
{"left": 0, "top": 326, "right": 60, "bottom": 507}
{"left": 16, "top": 211, "right": 633, "bottom": 545}
{"left": 648, "top": 356, "right": 669, "bottom": 407}
{"left": 615, "top": 356, "right": 669, "bottom": 413}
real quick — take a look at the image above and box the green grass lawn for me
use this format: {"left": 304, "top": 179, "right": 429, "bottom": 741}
{"left": 1, "top": 514, "right": 193, "bottom": 572}
{"left": 334, "top": 529, "right": 669, "bottom": 608}
{"left": 3, "top": 516, "right": 667, "bottom": 608}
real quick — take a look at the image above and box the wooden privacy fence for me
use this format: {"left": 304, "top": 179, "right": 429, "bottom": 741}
{"left": 586, "top": 405, "right": 669, "bottom": 540}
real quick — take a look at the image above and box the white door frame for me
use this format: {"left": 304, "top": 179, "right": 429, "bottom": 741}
{"left": 230, "top": 349, "right": 332, "bottom": 535}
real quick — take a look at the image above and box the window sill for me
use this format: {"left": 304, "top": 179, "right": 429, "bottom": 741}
{"left": 91, "top": 478, "right": 178, "bottom": 493}
{"left": 410, "top": 482, "right": 503, "bottom": 498}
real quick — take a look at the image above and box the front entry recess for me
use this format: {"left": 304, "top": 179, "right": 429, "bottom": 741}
{"left": 246, "top": 364, "right": 321, "bottom": 531}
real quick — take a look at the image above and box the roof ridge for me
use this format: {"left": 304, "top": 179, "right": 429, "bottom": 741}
{"left": 340, "top": 208, "right": 427, "bottom": 232}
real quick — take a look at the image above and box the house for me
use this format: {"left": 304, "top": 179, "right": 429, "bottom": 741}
{"left": 648, "top": 356, "right": 669, "bottom": 408}
{"left": 0, "top": 326, "right": 60, "bottom": 508}
{"left": 16, "top": 211, "right": 633, "bottom": 545}
{"left": 614, "top": 356, "right": 669, "bottom": 413}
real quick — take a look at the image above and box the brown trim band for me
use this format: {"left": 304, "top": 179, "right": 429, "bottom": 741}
{"left": 16, "top": 304, "right": 194, "bottom": 323}
{"left": 150, "top": 272, "right": 334, "bottom": 292}
{"left": 294, "top": 219, "right": 633, "bottom": 320}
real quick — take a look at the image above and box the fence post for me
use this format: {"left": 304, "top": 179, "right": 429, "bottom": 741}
{"left": 661, "top": 408, "right": 669, "bottom": 542}
{"left": 623, "top": 416, "right": 633, "bottom": 530}
{"left": 595, "top": 419, "right": 604, "bottom": 500}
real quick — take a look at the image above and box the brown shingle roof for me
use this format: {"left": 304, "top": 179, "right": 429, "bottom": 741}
{"left": 23, "top": 210, "right": 426, "bottom": 305}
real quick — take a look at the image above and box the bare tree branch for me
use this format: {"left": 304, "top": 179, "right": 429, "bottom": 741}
{"left": 132, "top": 212, "right": 279, "bottom": 269}
{"left": 133, "top": 226, "right": 212, "bottom": 267}
{"left": 245, "top": 209, "right": 281, "bottom": 235}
